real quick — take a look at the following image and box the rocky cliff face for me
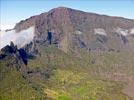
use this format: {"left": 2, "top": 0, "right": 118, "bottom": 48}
{"left": 14, "top": 7, "right": 134, "bottom": 53}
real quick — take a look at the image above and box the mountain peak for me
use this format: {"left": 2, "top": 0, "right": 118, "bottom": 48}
{"left": 47, "top": 6, "right": 72, "bottom": 15}
{"left": 53, "top": 6, "right": 69, "bottom": 9}
{"left": 50, "top": 6, "right": 71, "bottom": 11}
{"left": 14, "top": 7, "right": 134, "bottom": 52}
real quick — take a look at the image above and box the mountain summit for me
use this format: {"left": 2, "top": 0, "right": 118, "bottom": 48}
{"left": 1, "top": 7, "right": 134, "bottom": 100}
{"left": 14, "top": 7, "right": 134, "bottom": 53}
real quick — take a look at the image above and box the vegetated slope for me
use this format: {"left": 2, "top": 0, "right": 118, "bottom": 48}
{"left": 31, "top": 45, "right": 133, "bottom": 100}
{"left": 0, "top": 43, "right": 49, "bottom": 100}
{"left": 0, "top": 44, "right": 133, "bottom": 100}
{"left": 1, "top": 7, "right": 134, "bottom": 100}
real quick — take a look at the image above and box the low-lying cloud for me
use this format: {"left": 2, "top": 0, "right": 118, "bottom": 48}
{"left": 94, "top": 28, "right": 107, "bottom": 36}
{"left": 0, "top": 27, "right": 35, "bottom": 49}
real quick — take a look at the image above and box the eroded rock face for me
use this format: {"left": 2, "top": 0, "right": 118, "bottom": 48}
{"left": 13, "top": 7, "right": 134, "bottom": 52}
{"left": 1, "top": 41, "right": 17, "bottom": 55}
{"left": 0, "top": 42, "right": 32, "bottom": 65}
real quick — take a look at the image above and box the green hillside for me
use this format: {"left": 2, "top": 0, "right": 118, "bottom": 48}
{"left": 0, "top": 45, "right": 133, "bottom": 100}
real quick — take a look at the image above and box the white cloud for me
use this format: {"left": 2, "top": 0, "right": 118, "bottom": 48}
{"left": 75, "top": 30, "right": 82, "bottom": 35}
{"left": 94, "top": 28, "right": 107, "bottom": 35}
{"left": 115, "top": 28, "right": 128, "bottom": 36}
{"left": 0, "top": 24, "right": 15, "bottom": 31}
{"left": 0, "top": 26, "right": 35, "bottom": 49}
{"left": 130, "top": 28, "right": 134, "bottom": 35}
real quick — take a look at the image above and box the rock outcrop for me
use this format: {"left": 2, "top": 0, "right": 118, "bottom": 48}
{"left": 0, "top": 41, "right": 29, "bottom": 65}
{"left": 14, "top": 7, "right": 134, "bottom": 53}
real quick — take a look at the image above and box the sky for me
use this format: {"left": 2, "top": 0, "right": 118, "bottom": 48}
{"left": 0, "top": 0, "right": 134, "bottom": 30}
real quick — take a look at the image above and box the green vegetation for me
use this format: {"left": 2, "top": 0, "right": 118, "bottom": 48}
{"left": 0, "top": 57, "right": 46, "bottom": 100}
{"left": 45, "top": 69, "right": 129, "bottom": 100}
{"left": 0, "top": 46, "right": 133, "bottom": 100}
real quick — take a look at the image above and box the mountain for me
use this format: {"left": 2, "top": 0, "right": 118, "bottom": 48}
{"left": 14, "top": 7, "right": 134, "bottom": 53}
{"left": 0, "top": 7, "right": 134, "bottom": 100}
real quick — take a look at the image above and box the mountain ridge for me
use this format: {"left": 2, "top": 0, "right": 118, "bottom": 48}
{"left": 14, "top": 6, "right": 134, "bottom": 36}
{"left": 15, "top": 7, "right": 134, "bottom": 31}
{"left": 14, "top": 7, "right": 134, "bottom": 53}
{"left": 1, "top": 7, "right": 134, "bottom": 100}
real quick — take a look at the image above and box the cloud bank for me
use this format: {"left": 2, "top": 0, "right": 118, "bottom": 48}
{"left": 0, "top": 27, "right": 35, "bottom": 49}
